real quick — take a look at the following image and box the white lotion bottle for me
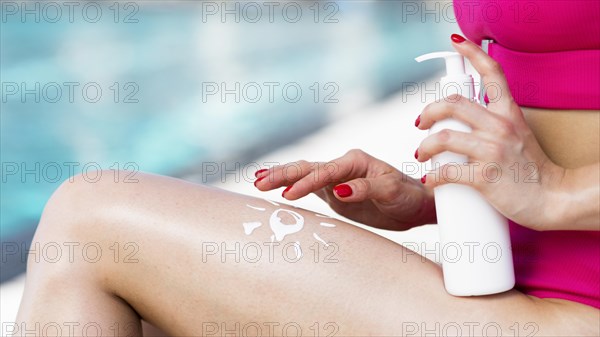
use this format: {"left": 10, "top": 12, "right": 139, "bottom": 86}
{"left": 415, "top": 52, "right": 515, "bottom": 296}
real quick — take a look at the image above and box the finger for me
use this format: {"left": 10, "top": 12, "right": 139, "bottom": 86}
{"left": 313, "top": 186, "right": 329, "bottom": 201}
{"left": 417, "top": 94, "right": 501, "bottom": 132}
{"left": 450, "top": 33, "right": 514, "bottom": 114}
{"left": 253, "top": 160, "right": 316, "bottom": 191}
{"left": 282, "top": 149, "right": 370, "bottom": 200}
{"left": 421, "top": 162, "right": 480, "bottom": 189}
{"left": 331, "top": 175, "right": 399, "bottom": 204}
{"left": 254, "top": 168, "right": 268, "bottom": 178}
{"left": 416, "top": 129, "right": 493, "bottom": 162}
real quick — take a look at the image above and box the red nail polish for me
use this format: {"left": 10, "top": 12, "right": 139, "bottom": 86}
{"left": 421, "top": 175, "right": 427, "bottom": 184}
{"left": 414, "top": 149, "right": 419, "bottom": 160}
{"left": 282, "top": 185, "right": 293, "bottom": 197}
{"left": 255, "top": 169, "right": 267, "bottom": 177}
{"left": 333, "top": 184, "right": 353, "bottom": 198}
{"left": 415, "top": 115, "right": 421, "bottom": 127}
{"left": 484, "top": 93, "right": 490, "bottom": 104}
{"left": 253, "top": 177, "right": 264, "bottom": 187}
{"left": 451, "top": 33, "right": 466, "bottom": 43}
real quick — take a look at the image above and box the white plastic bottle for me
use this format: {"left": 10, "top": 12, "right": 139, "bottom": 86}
{"left": 415, "top": 52, "right": 515, "bottom": 296}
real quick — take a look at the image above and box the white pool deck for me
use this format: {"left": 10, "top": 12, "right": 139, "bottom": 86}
{"left": 1, "top": 79, "right": 444, "bottom": 323}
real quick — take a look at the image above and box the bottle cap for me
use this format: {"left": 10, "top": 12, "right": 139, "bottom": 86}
{"left": 415, "top": 51, "right": 466, "bottom": 77}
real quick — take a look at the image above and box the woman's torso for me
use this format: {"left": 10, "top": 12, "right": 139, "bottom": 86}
{"left": 521, "top": 107, "right": 599, "bottom": 168}
{"left": 512, "top": 107, "right": 600, "bottom": 308}
{"left": 454, "top": 0, "right": 600, "bottom": 309}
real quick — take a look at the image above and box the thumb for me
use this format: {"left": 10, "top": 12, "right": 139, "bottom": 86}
{"left": 332, "top": 175, "right": 397, "bottom": 203}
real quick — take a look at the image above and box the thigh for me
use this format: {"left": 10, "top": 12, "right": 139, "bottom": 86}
{"left": 142, "top": 321, "right": 168, "bottom": 336}
{"left": 37, "top": 172, "right": 600, "bottom": 336}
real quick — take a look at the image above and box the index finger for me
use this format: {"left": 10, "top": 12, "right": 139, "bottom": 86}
{"left": 450, "top": 33, "right": 515, "bottom": 114}
{"left": 282, "top": 149, "right": 370, "bottom": 200}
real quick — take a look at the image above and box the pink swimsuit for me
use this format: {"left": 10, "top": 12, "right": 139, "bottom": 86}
{"left": 455, "top": 0, "right": 600, "bottom": 308}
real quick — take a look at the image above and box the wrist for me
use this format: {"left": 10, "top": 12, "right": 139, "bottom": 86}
{"left": 540, "top": 161, "right": 569, "bottom": 230}
{"left": 547, "top": 163, "right": 600, "bottom": 230}
{"left": 416, "top": 184, "right": 437, "bottom": 225}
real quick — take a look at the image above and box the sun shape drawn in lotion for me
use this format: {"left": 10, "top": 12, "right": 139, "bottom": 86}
{"left": 269, "top": 209, "right": 304, "bottom": 241}
{"left": 243, "top": 200, "right": 337, "bottom": 251}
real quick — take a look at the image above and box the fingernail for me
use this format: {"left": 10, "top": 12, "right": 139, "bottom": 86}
{"left": 421, "top": 175, "right": 427, "bottom": 184}
{"left": 282, "top": 185, "right": 293, "bottom": 197}
{"left": 253, "top": 177, "right": 264, "bottom": 187}
{"left": 334, "top": 184, "right": 353, "bottom": 198}
{"left": 451, "top": 33, "right": 466, "bottom": 43}
{"left": 484, "top": 93, "right": 490, "bottom": 104}
{"left": 415, "top": 115, "right": 421, "bottom": 127}
{"left": 414, "top": 148, "right": 419, "bottom": 160}
{"left": 255, "top": 169, "right": 268, "bottom": 178}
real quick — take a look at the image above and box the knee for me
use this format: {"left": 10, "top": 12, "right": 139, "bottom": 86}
{"left": 28, "top": 171, "right": 134, "bottom": 272}
{"left": 37, "top": 171, "right": 120, "bottom": 233}
{"left": 48, "top": 168, "right": 147, "bottom": 211}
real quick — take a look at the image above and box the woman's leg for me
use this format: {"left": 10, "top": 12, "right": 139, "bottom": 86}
{"left": 16, "top": 172, "right": 599, "bottom": 336}
{"left": 141, "top": 321, "right": 168, "bottom": 336}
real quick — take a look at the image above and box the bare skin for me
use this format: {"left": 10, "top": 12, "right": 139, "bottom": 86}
{"left": 15, "top": 171, "right": 599, "bottom": 336}
{"left": 521, "top": 107, "right": 600, "bottom": 169}
{"left": 15, "top": 35, "right": 600, "bottom": 336}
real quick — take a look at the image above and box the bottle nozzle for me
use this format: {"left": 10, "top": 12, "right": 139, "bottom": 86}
{"left": 415, "top": 51, "right": 466, "bottom": 77}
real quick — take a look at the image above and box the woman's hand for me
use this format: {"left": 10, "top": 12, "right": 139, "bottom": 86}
{"left": 253, "top": 149, "right": 436, "bottom": 231}
{"left": 415, "top": 34, "right": 566, "bottom": 231}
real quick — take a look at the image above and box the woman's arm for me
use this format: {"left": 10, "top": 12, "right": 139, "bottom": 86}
{"left": 416, "top": 34, "right": 599, "bottom": 232}
{"left": 255, "top": 149, "right": 437, "bottom": 231}
{"left": 552, "top": 162, "right": 600, "bottom": 230}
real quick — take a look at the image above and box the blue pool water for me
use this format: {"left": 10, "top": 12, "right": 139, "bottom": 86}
{"left": 0, "top": 1, "right": 452, "bottom": 280}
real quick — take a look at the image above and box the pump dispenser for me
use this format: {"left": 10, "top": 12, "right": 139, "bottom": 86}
{"left": 416, "top": 51, "right": 466, "bottom": 76}
{"left": 415, "top": 52, "right": 515, "bottom": 296}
